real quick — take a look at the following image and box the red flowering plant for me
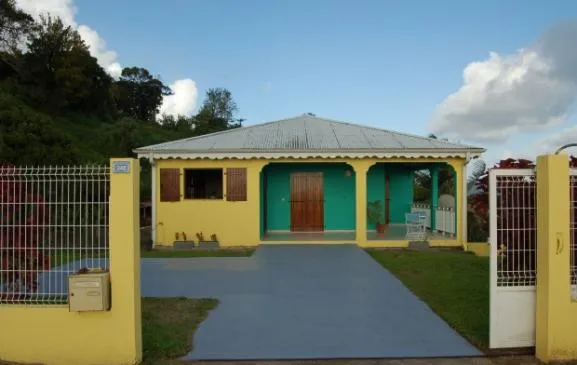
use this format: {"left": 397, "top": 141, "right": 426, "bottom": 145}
{"left": 469, "top": 158, "right": 536, "bottom": 216}
{"left": 0, "top": 165, "right": 51, "bottom": 301}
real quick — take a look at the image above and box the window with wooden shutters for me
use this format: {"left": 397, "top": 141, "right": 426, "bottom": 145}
{"left": 183, "top": 169, "right": 223, "bottom": 199}
{"left": 226, "top": 168, "right": 247, "bottom": 201}
{"left": 159, "top": 168, "right": 181, "bottom": 202}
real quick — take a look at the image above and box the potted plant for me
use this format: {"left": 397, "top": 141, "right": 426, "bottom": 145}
{"left": 367, "top": 200, "right": 387, "bottom": 234}
{"left": 173, "top": 231, "right": 195, "bottom": 250}
{"left": 196, "top": 232, "right": 220, "bottom": 249}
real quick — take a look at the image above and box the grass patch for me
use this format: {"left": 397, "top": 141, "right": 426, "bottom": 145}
{"left": 49, "top": 250, "right": 106, "bottom": 268}
{"left": 142, "top": 297, "right": 218, "bottom": 365}
{"left": 367, "top": 249, "right": 489, "bottom": 350}
{"left": 49, "top": 248, "right": 255, "bottom": 267}
{"left": 141, "top": 248, "right": 255, "bottom": 258}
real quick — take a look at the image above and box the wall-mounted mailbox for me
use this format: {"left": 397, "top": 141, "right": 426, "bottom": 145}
{"left": 68, "top": 269, "right": 110, "bottom": 312}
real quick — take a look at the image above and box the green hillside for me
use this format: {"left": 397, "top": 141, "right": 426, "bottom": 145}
{"left": 0, "top": 1, "right": 242, "bottom": 200}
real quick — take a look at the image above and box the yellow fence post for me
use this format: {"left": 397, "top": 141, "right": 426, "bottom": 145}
{"left": 109, "top": 158, "right": 143, "bottom": 363}
{"left": 536, "top": 154, "right": 577, "bottom": 362}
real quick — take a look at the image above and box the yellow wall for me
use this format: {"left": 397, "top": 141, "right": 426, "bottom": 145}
{"left": 0, "top": 159, "right": 142, "bottom": 365}
{"left": 468, "top": 242, "right": 490, "bottom": 257}
{"left": 154, "top": 157, "right": 465, "bottom": 248}
{"left": 535, "top": 154, "right": 577, "bottom": 362}
{"left": 155, "top": 159, "right": 267, "bottom": 246}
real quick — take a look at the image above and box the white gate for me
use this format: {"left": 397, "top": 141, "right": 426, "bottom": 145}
{"left": 489, "top": 168, "right": 536, "bottom": 349}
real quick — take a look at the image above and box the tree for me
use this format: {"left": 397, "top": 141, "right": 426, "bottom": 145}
{"left": 469, "top": 158, "right": 536, "bottom": 216}
{"left": 193, "top": 87, "right": 243, "bottom": 135}
{"left": 158, "top": 114, "right": 195, "bottom": 133}
{"left": 0, "top": 164, "right": 51, "bottom": 299}
{"left": 107, "top": 117, "right": 139, "bottom": 157}
{"left": 0, "top": 91, "right": 79, "bottom": 165}
{"left": 18, "top": 16, "right": 113, "bottom": 114}
{"left": 467, "top": 159, "right": 486, "bottom": 194}
{"left": 0, "top": 0, "right": 35, "bottom": 52}
{"left": 0, "top": 0, "right": 35, "bottom": 85}
{"left": 113, "top": 67, "right": 172, "bottom": 122}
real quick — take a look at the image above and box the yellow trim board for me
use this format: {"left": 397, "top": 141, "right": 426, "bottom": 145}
{"left": 467, "top": 242, "right": 489, "bottom": 256}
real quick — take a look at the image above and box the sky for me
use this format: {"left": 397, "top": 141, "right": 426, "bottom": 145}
{"left": 14, "top": 0, "right": 577, "bottom": 164}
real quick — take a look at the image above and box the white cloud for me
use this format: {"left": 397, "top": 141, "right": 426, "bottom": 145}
{"left": 429, "top": 21, "right": 577, "bottom": 143}
{"left": 538, "top": 126, "right": 577, "bottom": 155}
{"left": 158, "top": 79, "right": 199, "bottom": 118}
{"left": 106, "top": 62, "right": 122, "bottom": 79}
{"left": 16, "top": 0, "right": 77, "bottom": 26}
{"left": 77, "top": 25, "right": 121, "bottom": 78}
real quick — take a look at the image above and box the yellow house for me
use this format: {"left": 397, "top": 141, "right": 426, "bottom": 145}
{"left": 134, "top": 114, "right": 484, "bottom": 248}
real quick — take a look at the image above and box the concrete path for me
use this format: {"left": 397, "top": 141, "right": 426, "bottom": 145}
{"left": 185, "top": 356, "right": 537, "bottom": 365}
{"left": 141, "top": 245, "right": 482, "bottom": 360}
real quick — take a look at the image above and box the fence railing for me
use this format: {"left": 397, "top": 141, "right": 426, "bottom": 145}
{"left": 0, "top": 165, "right": 110, "bottom": 305}
{"left": 411, "top": 204, "right": 456, "bottom": 236}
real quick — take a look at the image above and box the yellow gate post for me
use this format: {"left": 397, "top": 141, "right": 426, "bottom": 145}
{"left": 109, "top": 158, "right": 143, "bottom": 364}
{"left": 536, "top": 154, "right": 577, "bottom": 362}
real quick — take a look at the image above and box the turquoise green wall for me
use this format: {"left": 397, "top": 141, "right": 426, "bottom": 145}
{"left": 264, "top": 163, "right": 355, "bottom": 231}
{"left": 366, "top": 164, "right": 415, "bottom": 228}
{"left": 367, "top": 164, "right": 385, "bottom": 229}
{"left": 263, "top": 163, "right": 416, "bottom": 232}
{"left": 388, "top": 166, "right": 414, "bottom": 224}
{"left": 260, "top": 171, "right": 265, "bottom": 236}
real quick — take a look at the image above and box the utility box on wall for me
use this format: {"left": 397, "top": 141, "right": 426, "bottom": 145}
{"left": 68, "top": 270, "right": 111, "bottom": 312}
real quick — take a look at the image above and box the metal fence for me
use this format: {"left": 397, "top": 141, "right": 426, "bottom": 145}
{"left": 570, "top": 171, "right": 577, "bottom": 298}
{"left": 493, "top": 172, "right": 537, "bottom": 287}
{"left": 0, "top": 165, "right": 110, "bottom": 305}
{"left": 411, "top": 204, "right": 456, "bottom": 236}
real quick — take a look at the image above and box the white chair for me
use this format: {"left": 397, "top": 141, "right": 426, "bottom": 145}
{"left": 405, "top": 212, "right": 426, "bottom": 240}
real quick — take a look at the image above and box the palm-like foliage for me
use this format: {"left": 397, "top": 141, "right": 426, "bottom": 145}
{"left": 467, "top": 159, "right": 486, "bottom": 195}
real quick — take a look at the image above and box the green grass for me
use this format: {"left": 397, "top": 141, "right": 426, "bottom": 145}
{"left": 367, "top": 249, "right": 489, "bottom": 350}
{"left": 49, "top": 250, "right": 106, "bottom": 268}
{"left": 50, "top": 248, "right": 255, "bottom": 267}
{"left": 141, "top": 248, "right": 255, "bottom": 258}
{"left": 141, "top": 297, "right": 218, "bottom": 365}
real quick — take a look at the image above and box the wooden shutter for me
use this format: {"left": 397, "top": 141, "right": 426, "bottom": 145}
{"left": 226, "top": 168, "right": 247, "bottom": 201}
{"left": 159, "top": 168, "right": 180, "bottom": 202}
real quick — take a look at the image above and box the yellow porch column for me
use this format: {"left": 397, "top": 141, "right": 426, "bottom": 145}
{"left": 448, "top": 160, "right": 464, "bottom": 247}
{"left": 109, "top": 158, "right": 143, "bottom": 364}
{"left": 536, "top": 154, "right": 577, "bottom": 362}
{"left": 352, "top": 161, "right": 372, "bottom": 246}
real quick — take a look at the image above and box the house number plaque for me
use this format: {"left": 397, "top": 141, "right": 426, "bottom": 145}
{"left": 112, "top": 161, "right": 131, "bottom": 174}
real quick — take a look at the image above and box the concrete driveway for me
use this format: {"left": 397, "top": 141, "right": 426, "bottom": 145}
{"left": 141, "top": 244, "right": 482, "bottom": 360}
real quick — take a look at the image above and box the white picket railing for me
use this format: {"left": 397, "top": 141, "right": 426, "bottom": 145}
{"left": 411, "top": 204, "right": 456, "bottom": 236}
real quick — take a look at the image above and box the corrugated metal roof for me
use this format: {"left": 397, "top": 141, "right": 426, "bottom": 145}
{"left": 135, "top": 114, "right": 484, "bottom": 154}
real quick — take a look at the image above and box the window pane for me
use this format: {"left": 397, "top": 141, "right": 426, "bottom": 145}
{"left": 184, "top": 169, "right": 223, "bottom": 199}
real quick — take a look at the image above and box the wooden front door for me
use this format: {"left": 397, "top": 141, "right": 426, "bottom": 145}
{"left": 290, "top": 172, "right": 324, "bottom": 231}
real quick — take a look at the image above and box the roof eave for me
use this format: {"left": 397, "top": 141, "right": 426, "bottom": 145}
{"left": 135, "top": 148, "right": 485, "bottom": 160}
{"left": 134, "top": 147, "right": 485, "bottom": 153}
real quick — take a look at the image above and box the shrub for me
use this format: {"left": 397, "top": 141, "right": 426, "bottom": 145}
{"left": 0, "top": 165, "right": 50, "bottom": 300}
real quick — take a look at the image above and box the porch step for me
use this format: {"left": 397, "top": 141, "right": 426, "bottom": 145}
{"left": 407, "top": 241, "right": 431, "bottom": 251}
